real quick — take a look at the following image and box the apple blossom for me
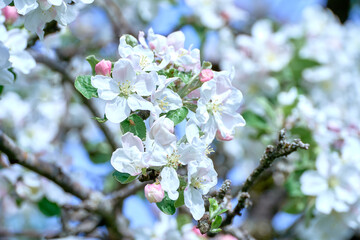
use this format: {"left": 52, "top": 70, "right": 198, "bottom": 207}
{"left": 91, "top": 59, "right": 155, "bottom": 123}
{"left": 184, "top": 158, "right": 218, "bottom": 220}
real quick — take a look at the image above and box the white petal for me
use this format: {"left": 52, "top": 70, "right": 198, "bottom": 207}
{"left": 110, "top": 147, "right": 142, "bottom": 176}
{"left": 0, "top": 69, "right": 14, "bottom": 85}
{"left": 47, "top": 0, "right": 62, "bottom": 6}
{"left": 105, "top": 97, "right": 131, "bottom": 123}
{"left": 315, "top": 190, "right": 334, "bottom": 214}
{"left": 121, "top": 132, "right": 144, "bottom": 152}
{"left": 160, "top": 167, "right": 179, "bottom": 200}
{"left": 91, "top": 75, "right": 119, "bottom": 100}
{"left": 133, "top": 72, "right": 157, "bottom": 96}
{"left": 112, "top": 59, "right": 135, "bottom": 85}
{"left": 14, "top": 0, "right": 38, "bottom": 15}
{"left": 9, "top": 51, "right": 35, "bottom": 74}
{"left": 184, "top": 186, "right": 205, "bottom": 220}
{"left": 127, "top": 94, "right": 154, "bottom": 112}
{"left": 300, "top": 170, "right": 328, "bottom": 196}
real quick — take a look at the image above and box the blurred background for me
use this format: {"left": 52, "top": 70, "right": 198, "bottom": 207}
{"left": 1, "top": 0, "right": 360, "bottom": 239}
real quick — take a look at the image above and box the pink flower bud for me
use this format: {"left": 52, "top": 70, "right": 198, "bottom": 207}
{"left": 2, "top": 6, "right": 18, "bottom": 24}
{"left": 199, "top": 69, "right": 214, "bottom": 82}
{"left": 216, "top": 130, "right": 234, "bottom": 141}
{"left": 95, "top": 59, "right": 112, "bottom": 76}
{"left": 144, "top": 183, "right": 164, "bottom": 203}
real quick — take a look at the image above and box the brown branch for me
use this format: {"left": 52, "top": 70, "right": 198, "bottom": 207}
{"left": 0, "top": 129, "right": 91, "bottom": 200}
{"left": 31, "top": 52, "right": 118, "bottom": 152}
{"left": 222, "top": 129, "right": 309, "bottom": 226}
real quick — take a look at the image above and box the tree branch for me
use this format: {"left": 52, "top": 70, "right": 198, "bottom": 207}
{"left": 0, "top": 129, "right": 91, "bottom": 200}
{"left": 223, "top": 129, "right": 309, "bottom": 226}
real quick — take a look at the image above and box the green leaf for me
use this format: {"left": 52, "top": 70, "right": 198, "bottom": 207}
{"left": 209, "top": 198, "right": 219, "bottom": 219}
{"left": 0, "top": 86, "right": 3, "bottom": 96}
{"left": 176, "top": 214, "right": 192, "bottom": 231}
{"left": 112, "top": 171, "right": 137, "bottom": 184}
{"left": 174, "top": 190, "right": 184, "bottom": 208}
{"left": 86, "top": 55, "right": 101, "bottom": 76}
{"left": 120, "top": 114, "right": 147, "bottom": 140}
{"left": 92, "top": 115, "right": 107, "bottom": 123}
{"left": 156, "top": 193, "right": 176, "bottom": 215}
{"left": 282, "top": 197, "right": 307, "bottom": 214}
{"left": 211, "top": 215, "right": 222, "bottom": 229}
{"left": 74, "top": 75, "right": 98, "bottom": 99}
{"left": 166, "top": 107, "right": 188, "bottom": 125}
{"left": 216, "top": 208, "right": 228, "bottom": 215}
{"left": 242, "top": 110, "right": 268, "bottom": 131}
{"left": 285, "top": 171, "right": 306, "bottom": 197}
{"left": 37, "top": 197, "right": 61, "bottom": 217}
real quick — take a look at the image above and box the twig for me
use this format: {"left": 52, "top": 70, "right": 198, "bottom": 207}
{"left": 223, "top": 129, "right": 309, "bottom": 226}
{"left": 31, "top": 52, "right": 118, "bottom": 152}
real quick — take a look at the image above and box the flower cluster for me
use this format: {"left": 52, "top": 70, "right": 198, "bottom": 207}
{"left": 0, "top": 0, "right": 93, "bottom": 38}
{"left": 0, "top": 12, "right": 35, "bottom": 85}
{"left": 76, "top": 29, "right": 246, "bottom": 220}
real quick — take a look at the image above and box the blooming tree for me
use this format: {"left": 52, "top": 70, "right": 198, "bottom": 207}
{"left": 0, "top": 1, "right": 359, "bottom": 240}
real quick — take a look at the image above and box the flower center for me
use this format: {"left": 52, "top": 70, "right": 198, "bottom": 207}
{"left": 328, "top": 176, "right": 339, "bottom": 189}
{"left": 139, "top": 55, "right": 150, "bottom": 69}
{"left": 206, "top": 99, "right": 223, "bottom": 114}
{"left": 119, "top": 80, "right": 133, "bottom": 98}
{"left": 166, "top": 151, "right": 181, "bottom": 169}
{"left": 205, "top": 145, "right": 215, "bottom": 155}
{"left": 191, "top": 176, "right": 206, "bottom": 190}
{"left": 157, "top": 96, "right": 169, "bottom": 111}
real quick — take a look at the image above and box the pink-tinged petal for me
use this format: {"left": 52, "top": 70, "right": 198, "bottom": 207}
{"left": 112, "top": 59, "right": 135, "bottom": 85}
{"left": 121, "top": 132, "right": 144, "bottom": 152}
{"left": 300, "top": 170, "right": 328, "bottom": 196}
{"left": 184, "top": 186, "right": 205, "bottom": 220}
{"left": 127, "top": 94, "right": 154, "bottom": 112}
{"left": 95, "top": 59, "right": 112, "bottom": 76}
{"left": 91, "top": 76, "right": 119, "bottom": 100}
{"left": 105, "top": 97, "right": 130, "bottom": 123}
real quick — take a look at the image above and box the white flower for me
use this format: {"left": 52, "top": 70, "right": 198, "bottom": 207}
{"left": 111, "top": 132, "right": 148, "bottom": 176}
{"left": 0, "top": 25, "right": 35, "bottom": 84}
{"left": 196, "top": 70, "right": 245, "bottom": 144}
{"left": 184, "top": 158, "right": 217, "bottom": 220}
{"left": 91, "top": 59, "right": 155, "bottom": 123}
{"left": 300, "top": 152, "right": 360, "bottom": 214}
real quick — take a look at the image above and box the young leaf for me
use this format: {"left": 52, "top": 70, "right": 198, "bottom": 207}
{"left": 37, "top": 197, "right": 61, "bottom": 217}
{"left": 74, "top": 75, "right": 98, "bottom": 99}
{"left": 86, "top": 55, "right": 101, "bottom": 76}
{"left": 113, "top": 171, "right": 137, "bottom": 184}
{"left": 209, "top": 198, "right": 219, "bottom": 219}
{"left": 120, "top": 114, "right": 147, "bottom": 140}
{"left": 211, "top": 215, "right": 222, "bottom": 230}
{"left": 210, "top": 228, "right": 222, "bottom": 234}
{"left": 166, "top": 107, "right": 188, "bottom": 125}
{"left": 156, "top": 193, "right": 176, "bottom": 215}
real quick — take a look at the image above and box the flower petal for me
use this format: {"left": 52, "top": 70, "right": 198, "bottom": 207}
{"left": 105, "top": 97, "right": 130, "bottom": 123}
